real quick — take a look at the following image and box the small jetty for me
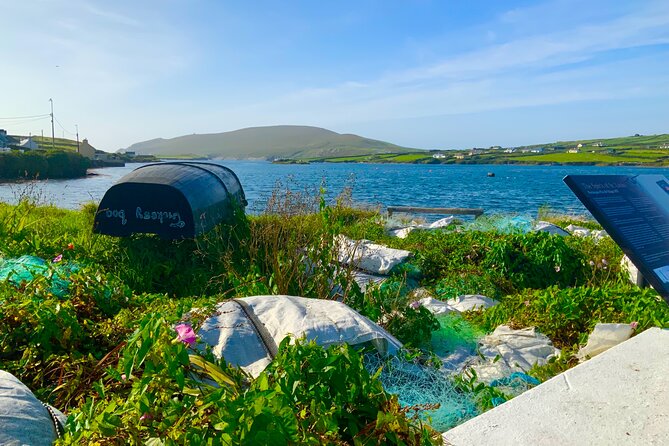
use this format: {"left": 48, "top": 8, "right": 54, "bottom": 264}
{"left": 386, "top": 206, "right": 484, "bottom": 218}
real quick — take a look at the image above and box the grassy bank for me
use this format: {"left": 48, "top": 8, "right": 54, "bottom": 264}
{"left": 0, "top": 150, "right": 90, "bottom": 180}
{"left": 0, "top": 194, "right": 667, "bottom": 444}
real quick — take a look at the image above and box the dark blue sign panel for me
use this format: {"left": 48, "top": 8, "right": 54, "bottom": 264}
{"left": 564, "top": 174, "right": 669, "bottom": 304}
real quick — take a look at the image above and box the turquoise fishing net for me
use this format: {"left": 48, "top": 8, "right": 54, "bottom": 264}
{"left": 363, "top": 313, "right": 487, "bottom": 432}
{"left": 0, "top": 255, "right": 78, "bottom": 297}
{"left": 364, "top": 353, "right": 479, "bottom": 432}
{"left": 467, "top": 215, "right": 534, "bottom": 233}
{"left": 430, "top": 313, "right": 485, "bottom": 358}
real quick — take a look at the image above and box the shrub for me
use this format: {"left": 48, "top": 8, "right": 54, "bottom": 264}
{"left": 466, "top": 285, "right": 669, "bottom": 348}
{"left": 61, "top": 314, "right": 441, "bottom": 445}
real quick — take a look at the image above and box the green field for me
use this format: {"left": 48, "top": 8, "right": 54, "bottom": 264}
{"left": 31, "top": 136, "right": 79, "bottom": 152}
{"left": 311, "top": 133, "right": 669, "bottom": 166}
{"left": 512, "top": 152, "right": 665, "bottom": 164}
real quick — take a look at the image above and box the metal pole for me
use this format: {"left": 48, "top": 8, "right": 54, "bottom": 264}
{"left": 76, "top": 124, "right": 80, "bottom": 152}
{"left": 49, "top": 98, "right": 55, "bottom": 150}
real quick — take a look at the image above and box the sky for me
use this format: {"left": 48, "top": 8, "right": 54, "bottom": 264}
{"left": 1, "top": 0, "right": 668, "bottom": 151}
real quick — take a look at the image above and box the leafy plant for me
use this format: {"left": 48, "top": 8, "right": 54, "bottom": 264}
{"left": 466, "top": 285, "right": 669, "bottom": 348}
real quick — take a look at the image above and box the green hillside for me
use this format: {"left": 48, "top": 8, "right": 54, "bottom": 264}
{"left": 29, "top": 136, "right": 79, "bottom": 152}
{"left": 313, "top": 133, "right": 669, "bottom": 166}
{"left": 125, "top": 125, "right": 417, "bottom": 159}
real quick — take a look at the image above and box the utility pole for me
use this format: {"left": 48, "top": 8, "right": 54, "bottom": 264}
{"left": 49, "top": 98, "right": 55, "bottom": 150}
{"left": 75, "top": 124, "right": 80, "bottom": 153}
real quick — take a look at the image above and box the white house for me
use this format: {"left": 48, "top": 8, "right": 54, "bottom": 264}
{"left": 568, "top": 148, "right": 580, "bottom": 154}
{"left": 19, "top": 137, "right": 39, "bottom": 150}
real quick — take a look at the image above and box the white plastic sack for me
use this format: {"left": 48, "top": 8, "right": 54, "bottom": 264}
{"left": 533, "top": 221, "right": 570, "bottom": 237}
{"left": 591, "top": 229, "right": 608, "bottom": 241}
{"left": 417, "top": 297, "right": 456, "bottom": 315}
{"left": 566, "top": 224, "right": 591, "bottom": 237}
{"left": 335, "top": 235, "right": 412, "bottom": 275}
{"left": 468, "top": 325, "right": 560, "bottom": 383}
{"left": 388, "top": 227, "right": 415, "bottom": 239}
{"left": 351, "top": 270, "right": 387, "bottom": 293}
{"left": 427, "top": 217, "right": 456, "bottom": 229}
{"left": 387, "top": 217, "right": 456, "bottom": 238}
{"left": 577, "top": 323, "right": 634, "bottom": 360}
{"left": 197, "top": 295, "right": 403, "bottom": 377}
{"left": 0, "top": 370, "right": 66, "bottom": 446}
{"left": 446, "top": 295, "right": 499, "bottom": 313}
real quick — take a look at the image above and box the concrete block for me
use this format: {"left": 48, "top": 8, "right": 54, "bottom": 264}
{"left": 443, "top": 328, "right": 669, "bottom": 445}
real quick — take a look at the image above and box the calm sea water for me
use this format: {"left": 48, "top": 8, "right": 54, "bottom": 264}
{"left": 1, "top": 161, "right": 667, "bottom": 218}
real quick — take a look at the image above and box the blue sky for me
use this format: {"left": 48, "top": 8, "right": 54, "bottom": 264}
{"left": 1, "top": 0, "right": 668, "bottom": 151}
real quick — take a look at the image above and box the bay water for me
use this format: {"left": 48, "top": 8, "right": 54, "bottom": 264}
{"left": 1, "top": 161, "right": 667, "bottom": 218}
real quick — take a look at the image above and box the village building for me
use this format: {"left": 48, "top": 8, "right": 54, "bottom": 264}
{"left": 78, "top": 138, "right": 96, "bottom": 159}
{"left": 432, "top": 153, "right": 446, "bottom": 159}
{"left": 18, "top": 136, "right": 39, "bottom": 150}
{"left": 0, "top": 129, "right": 19, "bottom": 149}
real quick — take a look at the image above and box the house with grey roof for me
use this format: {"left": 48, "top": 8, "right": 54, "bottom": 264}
{"left": 0, "top": 129, "right": 19, "bottom": 149}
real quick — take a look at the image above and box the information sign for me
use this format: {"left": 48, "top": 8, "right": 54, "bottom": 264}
{"left": 564, "top": 174, "right": 669, "bottom": 304}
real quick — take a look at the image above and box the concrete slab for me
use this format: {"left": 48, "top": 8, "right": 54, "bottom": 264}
{"left": 443, "top": 328, "right": 669, "bottom": 446}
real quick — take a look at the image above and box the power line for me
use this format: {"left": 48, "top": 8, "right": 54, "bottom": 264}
{"left": 54, "top": 116, "right": 76, "bottom": 136}
{"left": 0, "top": 116, "right": 50, "bottom": 128}
{"left": 0, "top": 114, "right": 50, "bottom": 120}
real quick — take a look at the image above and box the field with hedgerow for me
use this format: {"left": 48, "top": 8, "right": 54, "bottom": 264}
{"left": 0, "top": 186, "right": 667, "bottom": 445}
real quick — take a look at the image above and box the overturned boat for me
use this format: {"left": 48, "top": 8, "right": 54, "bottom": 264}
{"left": 93, "top": 162, "right": 247, "bottom": 239}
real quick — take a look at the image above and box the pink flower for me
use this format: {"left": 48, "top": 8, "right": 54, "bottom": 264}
{"left": 174, "top": 323, "right": 197, "bottom": 346}
{"left": 409, "top": 301, "right": 421, "bottom": 310}
{"left": 524, "top": 300, "right": 531, "bottom": 307}
{"left": 121, "top": 374, "right": 127, "bottom": 382}
{"left": 140, "top": 413, "right": 153, "bottom": 421}
{"left": 554, "top": 265, "right": 561, "bottom": 273}
{"left": 52, "top": 254, "right": 63, "bottom": 263}
{"left": 630, "top": 321, "right": 639, "bottom": 330}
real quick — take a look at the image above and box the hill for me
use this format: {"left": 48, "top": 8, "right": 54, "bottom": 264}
{"left": 124, "top": 125, "right": 417, "bottom": 159}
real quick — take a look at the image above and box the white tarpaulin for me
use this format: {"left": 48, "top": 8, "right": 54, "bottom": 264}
{"left": 468, "top": 325, "right": 560, "bottom": 383}
{"left": 197, "top": 295, "right": 402, "bottom": 377}
{"left": 533, "top": 221, "right": 570, "bottom": 237}
{"left": 418, "top": 294, "right": 499, "bottom": 315}
{"left": 446, "top": 295, "right": 499, "bottom": 312}
{"left": 335, "top": 235, "right": 412, "bottom": 274}
{"left": 387, "top": 217, "right": 457, "bottom": 239}
{"left": 577, "top": 323, "right": 634, "bottom": 360}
